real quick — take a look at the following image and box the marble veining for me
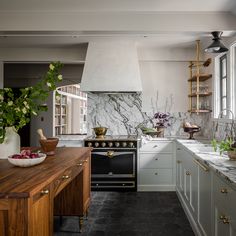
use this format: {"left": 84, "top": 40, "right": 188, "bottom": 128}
{"left": 87, "top": 93, "right": 212, "bottom": 137}
{"left": 177, "top": 139, "right": 236, "bottom": 190}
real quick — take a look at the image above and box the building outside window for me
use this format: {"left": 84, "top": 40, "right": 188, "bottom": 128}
{"left": 219, "top": 54, "right": 227, "bottom": 116}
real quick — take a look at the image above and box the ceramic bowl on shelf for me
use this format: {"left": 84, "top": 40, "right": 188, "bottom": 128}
{"left": 8, "top": 153, "right": 46, "bottom": 167}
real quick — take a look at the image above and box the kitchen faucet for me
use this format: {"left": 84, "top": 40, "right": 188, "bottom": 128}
{"left": 214, "top": 109, "right": 235, "bottom": 140}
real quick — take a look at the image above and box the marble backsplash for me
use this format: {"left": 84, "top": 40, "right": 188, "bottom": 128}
{"left": 87, "top": 93, "right": 213, "bottom": 138}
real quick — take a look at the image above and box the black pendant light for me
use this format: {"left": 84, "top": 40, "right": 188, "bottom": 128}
{"left": 205, "top": 31, "right": 228, "bottom": 53}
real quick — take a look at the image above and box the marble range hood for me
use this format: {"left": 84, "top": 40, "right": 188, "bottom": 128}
{"left": 80, "top": 41, "right": 142, "bottom": 93}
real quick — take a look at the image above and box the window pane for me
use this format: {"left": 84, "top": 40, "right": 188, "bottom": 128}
{"left": 222, "top": 78, "right": 227, "bottom": 97}
{"left": 222, "top": 58, "right": 226, "bottom": 77}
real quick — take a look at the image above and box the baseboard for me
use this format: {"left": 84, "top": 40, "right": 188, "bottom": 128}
{"left": 138, "top": 185, "right": 175, "bottom": 191}
{"left": 176, "top": 189, "right": 202, "bottom": 236}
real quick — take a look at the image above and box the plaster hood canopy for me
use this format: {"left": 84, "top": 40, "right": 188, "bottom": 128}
{"left": 80, "top": 41, "right": 142, "bottom": 93}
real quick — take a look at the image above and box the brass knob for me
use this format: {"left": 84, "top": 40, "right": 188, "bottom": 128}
{"left": 220, "top": 188, "right": 228, "bottom": 194}
{"left": 87, "top": 142, "right": 92, "bottom": 147}
{"left": 95, "top": 142, "right": 99, "bottom": 147}
{"left": 77, "top": 163, "right": 83, "bottom": 166}
{"left": 155, "top": 158, "right": 158, "bottom": 161}
{"left": 177, "top": 160, "right": 181, "bottom": 164}
{"left": 41, "top": 189, "right": 49, "bottom": 195}
{"left": 101, "top": 142, "right": 106, "bottom": 147}
{"left": 83, "top": 160, "right": 88, "bottom": 163}
{"left": 219, "top": 215, "right": 225, "bottom": 220}
{"left": 108, "top": 142, "right": 113, "bottom": 147}
{"left": 223, "top": 218, "right": 230, "bottom": 224}
{"left": 155, "top": 172, "right": 158, "bottom": 175}
{"left": 62, "top": 175, "right": 70, "bottom": 179}
{"left": 107, "top": 151, "right": 114, "bottom": 158}
{"left": 186, "top": 171, "right": 191, "bottom": 176}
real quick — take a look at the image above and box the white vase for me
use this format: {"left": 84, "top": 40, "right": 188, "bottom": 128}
{"left": 0, "top": 127, "right": 21, "bottom": 159}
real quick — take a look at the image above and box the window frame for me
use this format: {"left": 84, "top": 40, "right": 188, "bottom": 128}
{"left": 219, "top": 54, "right": 227, "bottom": 115}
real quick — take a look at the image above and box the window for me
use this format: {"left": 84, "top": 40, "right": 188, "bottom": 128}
{"left": 219, "top": 54, "right": 227, "bottom": 115}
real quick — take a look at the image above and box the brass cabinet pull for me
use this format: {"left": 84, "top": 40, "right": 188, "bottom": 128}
{"left": 107, "top": 151, "right": 114, "bottom": 158}
{"left": 41, "top": 189, "right": 49, "bottom": 195}
{"left": 220, "top": 188, "right": 228, "bottom": 194}
{"left": 62, "top": 175, "right": 70, "bottom": 180}
{"left": 186, "top": 171, "right": 191, "bottom": 176}
{"left": 83, "top": 160, "right": 88, "bottom": 163}
{"left": 223, "top": 218, "right": 230, "bottom": 224}
{"left": 77, "top": 163, "right": 83, "bottom": 166}
{"left": 153, "top": 145, "right": 158, "bottom": 148}
{"left": 177, "top": 160, "right": 181, "bottom": 164}
{"left": 155, "top": 158, "right": 158, "bottom": 161}
{"left": 219, "top": 215, "right": 230, "bottom": 224}
{"left": 193, "top": 159, "right": 209, "bottom": 172}
{"left": 155, "top": 172, "right": 158, "bottom": 175}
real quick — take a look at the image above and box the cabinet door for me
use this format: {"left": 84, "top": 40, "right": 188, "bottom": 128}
{"left": 31, "top": 185, "right": 52, "bottom": 236}
{"left": 198, "top": 161, "right": 212, "bottom": 236}
{"left": 214, "top": 204, "right": 230, "bottom": 236}
{"left": 176, "top": 146, "right": 184, "bottom": 196}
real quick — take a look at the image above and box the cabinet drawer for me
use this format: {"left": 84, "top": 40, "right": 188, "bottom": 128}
{"left": 140, "top": 141, "right": 173, "bottom": 153}
{"left": 33, "top": 184, "right": 51, "bottom": 203}
{"left": 139, "top": 169, "right": 173, "bottom": 185}
{"left": 213, "top": 174, "right": 236, "bottom": 219}
{"left": 139, "top": 153, "right": 173, "bottom": 168}
{"left": 54, "top": 163, "right": 83, "bottom": 196}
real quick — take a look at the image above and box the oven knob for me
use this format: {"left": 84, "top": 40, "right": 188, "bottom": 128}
{"left": 122, "top": 142, "right": 127, "bottom": 147}
{"left": 95, "top": 142, "right": 99, "bottom": 147}
{"left": 87, "top": 142, "right": 93, "bottom": 147}
{"left": 101, "top": 142, "right": 106, "bottom": 147}
{"left": 108, "top": 142, "right": 113, "bottom": 147}
{"left": 129, "top": 142, "right": 134, "bottom": 148}
{"left": 115, "top": 142, "right": 120, "bottom": 147}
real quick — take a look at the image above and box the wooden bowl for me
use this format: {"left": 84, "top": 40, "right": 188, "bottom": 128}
{"left": 39, "top": 138, "right": 59, "bottom": 156}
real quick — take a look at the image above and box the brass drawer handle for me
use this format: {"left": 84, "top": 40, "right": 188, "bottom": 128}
{"left": 223, "top": 218, "right": 230, "bottom": 224}
{"left": 186, "top": 171, "right": 191, "bottom": 176}
{"left": 107, "top": 151, "right": 114, "bottom": 158}
{"left": 62, "top": 175, "right": 70, "bottom": 180}
{"left": 193, "top": 159, "right": 209, "bottom": 172}
{"left": 41, "top": 189, "right": 49, "bottom": 195}
{"left": 220, "top": 188, "right": 228, "bottom": 194}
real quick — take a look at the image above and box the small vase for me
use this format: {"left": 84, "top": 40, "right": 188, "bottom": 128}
{"left": 156, "top": 127, "right": 165, "bottom": 137}
{"left": 0, "top": 127, "right": 21, "bottom": 159}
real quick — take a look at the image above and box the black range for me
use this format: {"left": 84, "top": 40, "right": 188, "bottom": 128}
{"left": 84, "top": 135, "right": 140, "bottom": 191}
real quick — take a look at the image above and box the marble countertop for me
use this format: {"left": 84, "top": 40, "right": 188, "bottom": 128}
{"left": 177, "top": 139, "right": 236, "bottom": 190}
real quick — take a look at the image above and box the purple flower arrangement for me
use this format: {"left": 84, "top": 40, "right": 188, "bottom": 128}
{"left": 153, "top": 112, "right": 172, "bottom": 128}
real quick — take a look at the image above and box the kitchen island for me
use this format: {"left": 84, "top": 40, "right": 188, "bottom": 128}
{"left": 0, "top": 147, "right": 92, "bottom": 236}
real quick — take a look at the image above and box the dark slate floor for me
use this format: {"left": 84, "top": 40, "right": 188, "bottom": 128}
{"left": 54, "top": 191, "right": 194, "bottom": 236}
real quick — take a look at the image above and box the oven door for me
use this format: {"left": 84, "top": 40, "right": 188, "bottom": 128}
{"left": 92, "top": 150, "right": 135, "bottom": 177}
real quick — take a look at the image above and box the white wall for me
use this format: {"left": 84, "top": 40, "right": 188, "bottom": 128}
{"left": 138, "top": 47, "right": 195, "bottom": 112}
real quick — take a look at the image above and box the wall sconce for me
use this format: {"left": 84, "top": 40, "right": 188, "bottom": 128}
{"left": 205, "top": 31, "right": 228, "bottom": 53}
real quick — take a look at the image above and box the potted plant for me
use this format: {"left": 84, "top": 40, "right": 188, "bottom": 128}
{"left": 153, "top": 112, "right": 172, "bottom": 137}
{"left": 0, "top": 62, "right": 63, "bottom": 158}
{"left": 211, "top": 137, "right": 236, "bottom": 160}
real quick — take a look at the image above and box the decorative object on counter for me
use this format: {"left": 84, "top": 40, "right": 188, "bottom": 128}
{"left": 183, "top": 121, "right": 201, "bottom": 139}
{"left": 0, "top": 127, "right": 20, "bottom": 159}
{"left": 153, "top": 112, "right": 172, "bottom": 137}
{"left": 37, "top": 129, "right": 59, "bottom": 155}
{"left": 0, "top": 62, "right": 63, "bottom": 159}
{"left": 139, "top": 126, "right": 162, "bottom": 137}
{"left": 211, "top": 138, "right": 236, "bottom": 160}
{"left": 93, "top": 126, "right": 108, "bottom": 138}
{"left": 8, "top": 149, "right": 46, "bottom": 167}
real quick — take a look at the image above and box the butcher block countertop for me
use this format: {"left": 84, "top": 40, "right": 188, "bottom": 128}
{"left": 0, "top": 147, "right": 92, "bottom": 198}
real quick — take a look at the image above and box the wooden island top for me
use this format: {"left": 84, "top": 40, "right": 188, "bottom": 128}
{"left": 0, "top": 147, "right": 92, "bottom": 236}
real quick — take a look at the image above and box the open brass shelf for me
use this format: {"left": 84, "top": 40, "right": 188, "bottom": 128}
{"left": 188, "top": 92, "right": 212, "bottom": 97}
{"left": 188, "top": 74, "right": 212, "bottom": 82}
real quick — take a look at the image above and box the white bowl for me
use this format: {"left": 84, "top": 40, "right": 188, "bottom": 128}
{"left": 8, "top": 153, "right": 47, "bottom": 167}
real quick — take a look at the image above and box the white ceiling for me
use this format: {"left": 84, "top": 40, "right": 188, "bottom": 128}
{"left": 0, "top": 0, "right": 236, "bottom": 13}
{"left": 0, "top": 0, "right": 236, "bottom": 49}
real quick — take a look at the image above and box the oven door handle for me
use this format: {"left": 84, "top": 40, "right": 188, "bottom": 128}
{"left": 107, "top": 151, "right": 114, "bottom": 158}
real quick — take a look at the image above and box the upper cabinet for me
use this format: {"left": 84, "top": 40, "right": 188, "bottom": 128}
{"left": 188, "top": 40, "right": 212, "bottom": 114}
